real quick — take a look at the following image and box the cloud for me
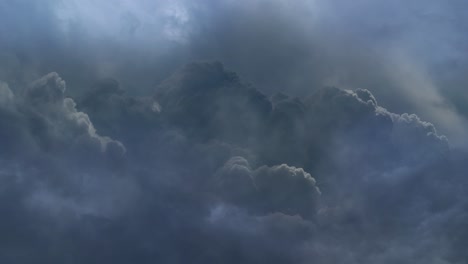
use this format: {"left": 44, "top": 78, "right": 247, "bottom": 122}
{"left": 3, "top": 0, "right": 468, "bottom": 141}
{"left": 2, "top": 0, "right": 468, "bottom": 261}
{"left": 0, "top": 62, "right": 467, "bottom": 263}
{"left": 214, "top": 156, "right": 320, "bottom": 219}
{"left": 0, "top": 72, "right": 125, "bottom": 169}
{"left": 78, "top": 77, "right": 161, "bottom": 140}
{"left": 154, "top": 61, "right": 272, "bottom": 145}
{"left": 305, "top": 86, "right": 449, "bottom": 163}
{"left": 0, "top": 81, "right": 14, "bottom": 107}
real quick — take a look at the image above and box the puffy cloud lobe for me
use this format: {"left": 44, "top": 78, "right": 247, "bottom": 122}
{"left": 155, "top": 62, "right": 272, "bottom": 145}
{"left": 0, "top": 72, "right": 125, "bottom": 160}
{"left": 78, "top": 78, "right": 161, "bottom": 147}
{"left": 215, "top": 156, "right": 320, "bottom": 219}
{"left": 304, "top": 86, "right": 449, "bottom": 168}
{"left": 254, "top": 164, "right": 320, "bottom": 218}
{"left": 391, "top": 113, "right": 449, "bottom": 159}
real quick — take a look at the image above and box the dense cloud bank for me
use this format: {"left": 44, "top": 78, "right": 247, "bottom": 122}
{"left": 0, "top": 61, "right": 467, "bottom": 263}
{"left": 2, "top": 0, "right": 468, "bottom": 145}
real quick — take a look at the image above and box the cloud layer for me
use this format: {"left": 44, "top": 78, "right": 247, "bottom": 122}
{"left": 1, "top": 1, "right": 468, "bottom": 262}
{"left": 0, "top": 61, "right": 467, "bottom": 263}
{"left": 2, "top": 0, "right": 468, "bottom": 145}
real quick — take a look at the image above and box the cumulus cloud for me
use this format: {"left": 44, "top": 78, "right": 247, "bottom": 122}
{"left": 2, "top": 0, "right": 468, "bottom": 261}
{"left": 0, "top": 72, "right": 125, "bottom": 161}
{"left": 305, "top": 86, "right": 449, "bottom": 163}
{"left": 0, "top": 61, "right": 467, "bottom": 263}
{"left": 154, "top": 61, "right": 272, "bottom": 144}
{"left": 79, "top": 77, "right": 161, "bottom": 140}
{"left": 214, "top": 156, "right": 320, "bottom": 219}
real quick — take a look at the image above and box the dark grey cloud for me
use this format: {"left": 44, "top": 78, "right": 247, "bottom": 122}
{"left": 1, "top": 0, "right": 468, "bottom": 262}
{"left": 0, "top": 72, "right": 125, "bottom": 162}
{"left": 2, "top": 0, "right": 468, "bottom": 145}
{"left": 214, "top": 156, "right": 320, "bottom": 219}
{"left": 1, "top": 62, "right": 466, "bottom": 263}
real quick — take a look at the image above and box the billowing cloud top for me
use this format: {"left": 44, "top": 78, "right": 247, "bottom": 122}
{"left": 0, "top": 61, "right": 467, "bottom": 263}
{"left": 1, "top": 1, "right": 468, "bottom": 263}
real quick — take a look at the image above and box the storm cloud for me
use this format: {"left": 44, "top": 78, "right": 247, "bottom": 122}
{"left": 2, "top": 0, "right": 468, "bottom": 143}
{"left": 0, "top": 60, "right": 466, "bottom": 263}
{"left": 1, "top": 1, "right": 468, "bottom": 263}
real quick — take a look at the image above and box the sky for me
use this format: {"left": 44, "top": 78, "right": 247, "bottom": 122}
{"left": 1, "top": 0, "right": 468, "bottom": 263}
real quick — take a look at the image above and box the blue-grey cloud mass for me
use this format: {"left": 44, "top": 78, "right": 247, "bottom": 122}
{"left": 1, "top": 1, "right": 468, "bottom": 263}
